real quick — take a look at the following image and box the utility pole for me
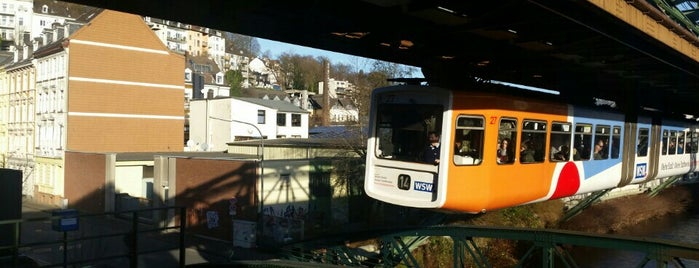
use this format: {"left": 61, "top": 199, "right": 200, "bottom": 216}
{"left": 322, "top": 60, "right": 330, "bottom": 126}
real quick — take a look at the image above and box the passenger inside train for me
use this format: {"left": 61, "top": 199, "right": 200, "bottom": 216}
{"left": 520, "top": 141, "right": 536, "bottom": 163}
{"left": 453, "top": 117, "right": 484, "bottom": 165}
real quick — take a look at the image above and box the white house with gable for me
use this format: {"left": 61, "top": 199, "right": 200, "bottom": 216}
{"left": 188, "top": 97, "right": 310, "bottom": 151}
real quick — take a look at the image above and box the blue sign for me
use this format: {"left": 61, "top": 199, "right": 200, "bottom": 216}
{"left": 635, "top": 163, "right": 647, "bottom": 179}
{"left": 414, "top": 181, "right": 434, "bottom": 192}
{"left": 51, "top": 209, "right": 79, "bottom": 232}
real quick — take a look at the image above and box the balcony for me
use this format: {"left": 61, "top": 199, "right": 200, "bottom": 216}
{"left": 166, "top": 36, "right": 186, "bottom": 43}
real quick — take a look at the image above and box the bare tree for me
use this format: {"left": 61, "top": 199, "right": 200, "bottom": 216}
{"left": 225, "top": 33, "right": 260, "bottom": 57}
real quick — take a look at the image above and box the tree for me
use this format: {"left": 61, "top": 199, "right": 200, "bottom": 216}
{"left": 275, "top": 53, "right": 325, "bottom": 92}
{"left": 225, "top": 33, "right": 260, "bottom": 57}
{"left": 226, "top": 69, "right": 244, "bottom": 96}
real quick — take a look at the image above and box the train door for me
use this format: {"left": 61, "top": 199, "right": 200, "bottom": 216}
{"left": 689, "top": 129, "right": 699, "bottom": 175}
{"left": 619, "top": 121, "right": 637, "bottom": 186}
{"left": 646, "top": 120, "right": 663, "bottom": 181}
{"left": 626, "top": 116, "right": 656, "bottom": 183}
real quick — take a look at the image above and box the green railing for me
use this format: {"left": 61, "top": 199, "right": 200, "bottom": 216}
{"left": 0, "top": 206, "right": 186, "bottom": 268}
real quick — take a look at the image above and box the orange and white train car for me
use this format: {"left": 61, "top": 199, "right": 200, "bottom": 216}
{"left": 364, "top": 85, "right": 698, "bottom": 213}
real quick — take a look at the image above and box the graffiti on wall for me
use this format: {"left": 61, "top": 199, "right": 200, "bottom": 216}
{"left": 263, "top": 204, "right": 307, "bottom": 220}
{"left": 262, "top": 204, "right": 305, "bottom": 243}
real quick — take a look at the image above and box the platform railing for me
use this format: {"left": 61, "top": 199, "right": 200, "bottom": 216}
{"left": 0, "top": 206, "right": 186, "bottom": 268}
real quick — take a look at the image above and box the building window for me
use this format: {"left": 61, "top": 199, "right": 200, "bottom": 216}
{"left": 41, "top": 5, "right": 48, "bottom": 13}
{"left": 216, "top": 73, "right": 223, "bottom": 85}
{"left": 291, "top": 114, "right": 301, "bottom": 127}
{"left": 184, "top": 69, "right": 192, "bottom": 82}
{"left": 257, "top": 110, "right": 265, "bottom": 124}
{"left": 277, "top": 113, "right": 286, "bottom": 126}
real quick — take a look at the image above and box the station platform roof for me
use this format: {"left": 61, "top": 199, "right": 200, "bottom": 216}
{"left": 63, "top": 0, "right": 699, "bottom": 118}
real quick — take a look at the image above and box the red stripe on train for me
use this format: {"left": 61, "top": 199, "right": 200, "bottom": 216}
{"left": 550, "top": 162, "right": 580, "bottom": 199}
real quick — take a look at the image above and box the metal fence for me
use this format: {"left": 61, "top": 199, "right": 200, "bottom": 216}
{"left": 0, "top": 206, "right": 186, "bottom": 268}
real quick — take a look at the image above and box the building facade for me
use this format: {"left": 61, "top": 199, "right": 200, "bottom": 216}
{"left": 30, "top": 9, "right": 184, "bottom": 205}
{"left": 188, "top": 97, "right": 310, "bottom": 151}
{"left": 0, "top": 0, "right": 32, "bottom": 47}
{"left": 1, "top": 47, "right": 35, "bottom": 196}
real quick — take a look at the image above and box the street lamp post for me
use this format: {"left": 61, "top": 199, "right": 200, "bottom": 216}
{"left": 208, "top": 116, "right": 265, "bottom": 244}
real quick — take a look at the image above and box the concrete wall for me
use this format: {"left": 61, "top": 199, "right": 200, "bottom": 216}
{"left": 64, "top": 151, "right": 108, "bottom": 213}
{"left": 174, "top": 157, "right": 257, "bottom": 241}
{"left": 115, "top": 165, "right": 153, "bottom": 198}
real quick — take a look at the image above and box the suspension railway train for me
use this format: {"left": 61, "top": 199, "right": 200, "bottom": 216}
{"left": 364, "top": 85, "right": 698, "bottom": 213}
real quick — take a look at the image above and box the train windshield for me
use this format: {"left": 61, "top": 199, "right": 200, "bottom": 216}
{"left": 374, "top": 103, "right": 444, "bottom": 163}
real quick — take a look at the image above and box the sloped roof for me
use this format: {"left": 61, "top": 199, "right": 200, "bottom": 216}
{"left": 32, "top": 39, "right": 65, "bottom": 58}
{"left": 33, "top": 0, "right": 101, "bottom": 21}
{"left": 309, "top": 126, "right": 365, "bottom": 139}
{"left": 308, "top": 95, "right": 357, "bottom": 110}
{"left": 242, "top": 88, "right": 288, "bottom": 99}
{"left": 187, "top": 54, "right": 221, "bottom": 84}
{"left": 0, "top": 50, "right": 15, "bottom": 67}
{"left": 237, "top": 97, "right": 309, "bottom": 113}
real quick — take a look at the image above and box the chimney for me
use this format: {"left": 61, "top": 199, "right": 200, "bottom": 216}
{"left": 301, "top": 90, "right": 308, "bottom": 110}
{"left": 53, "top": 27, "right": 60, "bottom": 42}
{"left": 11, "top": 45, "right": 18, "bottom": 63}
{"left": 22, "top": 45, "right": 29, "bottom": 61}
{"left": 42, "top": 31, "right": 52, "bottom": 45}
{"left": 322, "top": 60, "right": 330, "bottom": 126}
{"left": 32, "top": 38, "right": 40, "bottom": 52}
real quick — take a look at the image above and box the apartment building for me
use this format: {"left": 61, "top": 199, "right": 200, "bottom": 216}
{"left": 0, "top": 0, "right": 32, "bottom": 48}
{"left": 30, "top": 9, "right": 184, "bottom": 205}
{"left": 1, "top": 46, "right": 34, "bottom": 196}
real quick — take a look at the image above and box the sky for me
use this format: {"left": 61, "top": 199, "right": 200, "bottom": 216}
{"left": 257, "top": 38, "right": 372, "bottom": 67}
{"left": 257, "top": 38, "right": 417, "bottom": 75}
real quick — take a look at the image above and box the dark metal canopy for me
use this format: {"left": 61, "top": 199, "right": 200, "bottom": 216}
{"left": 63, "top": 0, "right": 699, "bottom": 118}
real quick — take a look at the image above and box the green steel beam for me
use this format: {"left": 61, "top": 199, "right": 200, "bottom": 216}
{"left": 648, "top": 176, "right": 682, "bottom": 197}
{"left": 281, "top": 224, "right": 699, "bottom": 267}
{"left": 653, "top": 0, "right": 699, "bottom": 36}
{"left": 453, "top": 236, "right": 490, "bottom": 268}
{"left": 560, "top": 189, "right": 611, "bottom": 222}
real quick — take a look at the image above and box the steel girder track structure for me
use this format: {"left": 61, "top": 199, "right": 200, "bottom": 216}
{"left": 281, "top": 225, "right": 699, "bottom": 267}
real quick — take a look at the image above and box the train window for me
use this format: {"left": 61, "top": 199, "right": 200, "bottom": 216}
{"left": 373, "top": 103, "right": 444, "bottom": 163}
{"left": 550, "top": 122, "right": 572, "bottom": 161}
{"left": 678, "top": 132, "right": 686, "bottom": 154}
{"left": 520, "top": 120, "right": 546, "bottom": 164}
{"left": 668, "top": 131, "right": 680, "bottom": 155}
{"left": 574, "top": 123, "right": 593, "bottom": 160}
{"left": 689, "top": 131, "right": 698, "bottom": 154}
{"left": 453, "top": 116, "right": 484, "bottom": 165}
{"left": 611, "top": 126, "right": 621, "bottom": 159}
{"left": 497, "top": 118, "right": 517, "bottom": 164}
{"left": 661, "top": 130, "right": 669, "bottom": 155}
{"left": 593, "top": 125, "right": 610, "bottom": 160}
{"left": 637, "top": 128, "right": 649, "bottom": 157}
